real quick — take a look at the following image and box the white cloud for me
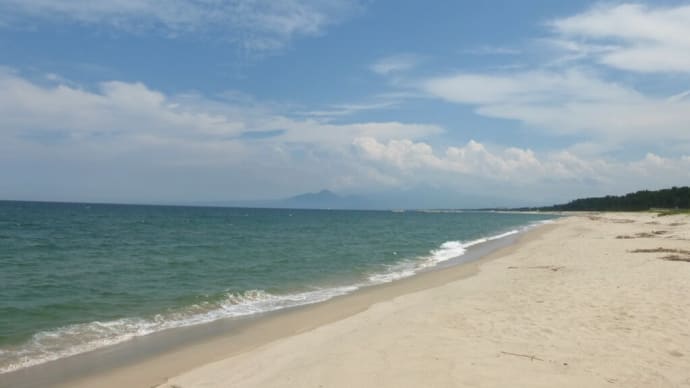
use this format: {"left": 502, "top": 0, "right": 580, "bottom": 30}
{"left": 396, "top": 3, "right": 690, "bottom": 150}
{"left": 0, "top": 72, "right": 246, "bottom": 138}
{"left": 371, "top": 54, "right": 422, "bottom": 75}
{"left": 298, "top": 91, "right": 427, "bottom": 120}
{"left": 0, "top": 69, "right": 444, "bottom": 146}
{"left": 353, "top": 137, "right": 442, "bottom": 170}
{"left": 550, "top": 3, "right": 690, "bottom": 73}
{"left": 423, "top": 68, "right": 641, "bottom": 105}
{"left": 0, "top": 69, "right": 447, "bottom": 201}
{"left": 354, "top": 137, "right": 545, "bottom": 180}
{"left": 300, "top": 100, "right": 399, "bottom": 118}
{"left": 353, "top": 137, "right": 690, "bottom": 195}
{"left": 0, "top": 0, "right": 362, "bottom": 51}
{"left": 421, "top": 68, "right": 690, "bottom": 143}
{"left": 356, "top": 2, "right": 690, "bottom": 202}
{"left": 1, "top": 69, "right": 687, "bottom": 204}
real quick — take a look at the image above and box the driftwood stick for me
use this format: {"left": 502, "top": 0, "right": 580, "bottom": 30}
{"left": 500, "top": 351, "right": 544, "bottom": 362}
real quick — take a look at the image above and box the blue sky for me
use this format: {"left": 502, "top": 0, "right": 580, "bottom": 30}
{"left": 1, "top": 0, "right": 689, "bottom": 207}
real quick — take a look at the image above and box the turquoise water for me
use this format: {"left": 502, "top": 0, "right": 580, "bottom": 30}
{"left": 0, "top": 201, "right": 555, "bottom": 373}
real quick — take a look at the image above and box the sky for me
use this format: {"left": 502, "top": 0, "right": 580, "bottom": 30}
{"left": 1, "top": 0, "right": 690, "bottom": 207}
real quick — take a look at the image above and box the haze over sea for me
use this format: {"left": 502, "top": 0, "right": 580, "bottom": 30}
{"left": 0, "top": 201, "right": 554, "bottom": 373}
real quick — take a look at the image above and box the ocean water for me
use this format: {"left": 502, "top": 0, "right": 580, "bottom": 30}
{"left": 0, "top": 201, "right": 555, "bottom": 373}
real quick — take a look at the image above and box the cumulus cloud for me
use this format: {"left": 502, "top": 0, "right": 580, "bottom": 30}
{"left": 1, "top": 68, "right": 688, "bottom": 204}
{"left": 0, "top": 69, "right": 447, "bottom": 201}
{"left": 355, "top": 137, "right": 565, "bottom": 181}
{"left": 353, "top": 137, "right": 690, "bottom": 194}
{"left": 549, "top": 3, "right": 690, "bottom": 73}
{"left": 362, "top": 3, "right": 690, "bottom": 199}
{"left": 0, "top": 0, "right": 362, "bottom": 50}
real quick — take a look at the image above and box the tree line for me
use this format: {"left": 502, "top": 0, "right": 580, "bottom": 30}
{"left": 540, "top": 186, "right": 690, "bottom": 211}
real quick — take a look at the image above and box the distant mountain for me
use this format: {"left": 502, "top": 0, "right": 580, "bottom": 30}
{"left": 281, "top": 189, "right": 339, "bottom": 206}
{"left": 197, "top": 190, "right": 373, "bottom": 210}
{"left": 277, "top": 190, "right": 370, "bottom": 209}
{"left": 194, "top": 186, "right": 525, "bottom": 210}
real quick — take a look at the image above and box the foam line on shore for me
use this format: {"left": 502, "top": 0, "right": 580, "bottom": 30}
{"left": 0, "top": 220, "right": 550, "bottom": 375}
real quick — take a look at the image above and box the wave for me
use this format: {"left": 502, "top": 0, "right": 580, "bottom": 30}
{"left": 0, "top": 220, "right": 548, "bottom": 374}
{"left": 0, "top": 286, "right": 359, "bottom": 374}
{"left": 366, "top": 228, "right": 523, "bottom": 284}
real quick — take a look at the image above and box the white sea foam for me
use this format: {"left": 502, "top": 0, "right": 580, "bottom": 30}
{"left": 365, "top": 220, "right": 551, "bottom": 285}
{"left": 0, "top": 286, "right": 358, "bottom": 374}
{"left": 366, "top": 240, "right": 469, "bottom": 284}
{"left": 0, "top": 219, "right": 550, "bottom": 374}
{"left": 366, "top": 229, "right": 526, "bottom": 284}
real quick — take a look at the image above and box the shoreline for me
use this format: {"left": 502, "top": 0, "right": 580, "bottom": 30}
{"left": 160, "top": 212, "right": 690, "bottom": 387}
{"left": 1, "top": 218, "right": 552, "bottom": 388}
{"left": 6, "top": 212, "right": 689, "bottom": 387}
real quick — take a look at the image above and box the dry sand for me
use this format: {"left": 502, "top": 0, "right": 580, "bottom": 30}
{"left": 156, "top": 213, "right": 690, "bottom": 388}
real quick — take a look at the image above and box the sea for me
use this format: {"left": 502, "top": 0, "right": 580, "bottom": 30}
{"left": 0, "top": 201, "right": 556, "bottom": 374}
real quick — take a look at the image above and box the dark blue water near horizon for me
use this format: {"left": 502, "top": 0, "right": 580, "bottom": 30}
{"left": 0, "top": 200, "right": 556, "bottom": 373}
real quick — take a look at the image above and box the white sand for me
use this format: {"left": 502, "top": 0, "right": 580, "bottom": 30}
{"left": 160, "top": 213, "right": 690, "bottom": 388}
